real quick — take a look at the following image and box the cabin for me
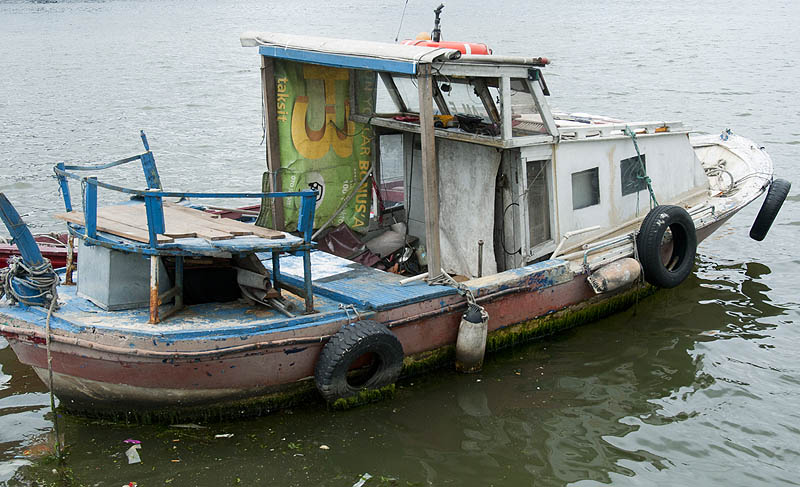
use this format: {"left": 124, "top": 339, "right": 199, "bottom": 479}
{"left": 242, "top": 32, "right": 707, "bottom": 281}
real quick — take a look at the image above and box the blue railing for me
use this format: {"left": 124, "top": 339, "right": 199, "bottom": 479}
{"left": 53, "top": 131, "right": 317, "bottom": 249}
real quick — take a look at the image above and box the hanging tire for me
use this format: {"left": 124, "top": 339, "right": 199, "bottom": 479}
{"left": 749, "top": 178, "right": 791, "bottom": 241}
{"left": 314, "top": 320, "right": 404, "bottom": 403}
{"left": 636, "top": 205, "right": 697, "bottom": 288}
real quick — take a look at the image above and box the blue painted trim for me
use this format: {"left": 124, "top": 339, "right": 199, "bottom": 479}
{"left": 143, "top": 193, "right": 165, "bottom": 248}
{"left": 140, "top": 151, "right": 161, "bottom": 190}
{"left": 84, "top": 178, "right": 97, "bottom": 240}
{"left": 55, "top": 163, "right": 72, "bottom": 212}
{"left": 62, "top": 154, "right": 141, "bottom": 172}
{"left": 258, "top": 46, "right": 418, "bottom": 75}
{"left": 0, "top": 193, "right": 45, "bottom": 267}
{"left": 140, "top": 130, "right": 151, "bottom": 151}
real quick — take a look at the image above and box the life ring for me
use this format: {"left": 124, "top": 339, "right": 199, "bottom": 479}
{"left": 314, "top": 320, "right": 404, "bottom": 403}
{"left": 749, "top": 178, "right": 791, "bottom": 241}
{"left": 400, "top": 39, "right": 491, "bottom": 55}
{"left": 636, "top": 205, "right": 697, "bottom": 288}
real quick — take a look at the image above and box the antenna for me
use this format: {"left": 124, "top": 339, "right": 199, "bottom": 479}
{"left": 432, "top": 4, "right": 444, "bottom": 42}
{"left": 394, "top": 0, "right": 410, "bottom": 42}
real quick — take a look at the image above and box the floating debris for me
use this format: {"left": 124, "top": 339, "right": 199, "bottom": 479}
{"left": 214, "top": 434, "right": 234, "bottom": 439}
{"left": 125, "top": 445, "right": 141, "bottom": 464}
{"left": 123, "top": 439, "right": 141, "bottom": 445}
{"left": 169, "top": 424, "right": 206, "bottom": 429}
{"left": 352, "top": 473, "right": 372, "bottom": 487}
{"left": 319, "top": 444, "right": 330, "bottom": 450}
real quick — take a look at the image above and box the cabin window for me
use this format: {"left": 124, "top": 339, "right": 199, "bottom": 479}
{"left": 571, "top": 168, "right": 600, "bottom": 209}
{"left": 526, "top": 159, "right": 551, "bottom": 247}
{"left": 377, "top": 134, "right": 405, "bottom": 210}
{"left": 621, "top": 154, "right": 648, "bottom": 196}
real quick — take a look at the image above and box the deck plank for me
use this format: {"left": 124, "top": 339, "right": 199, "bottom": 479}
{"left": 53, "top": 211, "right": 174, "bottom": 244}
{"left": 164, "top": 203, "right": 285, "bottom": 240}
{"left": 97, "top": 204, "right": 234, "bottom": 241}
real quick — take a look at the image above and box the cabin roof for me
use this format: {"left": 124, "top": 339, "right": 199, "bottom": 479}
{"left": 240, "top": 32, "right": 548, "bottom": 76}
{"left": 241, "top": 32, "right": 460, "bottom": 75}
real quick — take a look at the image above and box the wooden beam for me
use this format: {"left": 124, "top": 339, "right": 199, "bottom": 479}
{"left": 261, "top": 55, "right": 285, "bottom": 230}
{"left": 416, "top": 64, "right": 442, "bottom": 279}
{"left": 525, "top": 77, "right": 558, "bottom": 137}
{"left": 473, "top": 78, "right": 501, "bottom": 125}
{"left": 500, "top": 76, "right": 513, "bottom": 141}
{"left": 432, "top": 81, "right": 451, "bottom": 116}
{"left": 379, "top": 72, "right": 408, "bottom": 113}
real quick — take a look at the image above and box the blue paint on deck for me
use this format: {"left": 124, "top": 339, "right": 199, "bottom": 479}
{"left": 464, "top": 259, "right": 573, "bottom": 297}
{"left": 0, "top": 284, "right": 354, "bottom": 342}
{"left": 0, "top": 248, "right": 574, "bottom": 346}
{"left": 260, "top": 251, "right": 457, "bottom": 311}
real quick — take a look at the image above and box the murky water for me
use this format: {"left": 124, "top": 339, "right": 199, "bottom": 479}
{"left": 1, "top": 0, "right": 799, "bottom": 485}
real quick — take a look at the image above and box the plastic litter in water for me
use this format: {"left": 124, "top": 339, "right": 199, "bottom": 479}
{"left": 123, "top": 439, "right": 141, "bottom": 444}
{"left": 319, "top": 444, "right": 330, "bottom": 450}
{"left": 169, "top": 423, "right": 206, "bottom": 429}
{"left": 125, "top": 445, "right": 141, "bottom": 465}
{"left": 352, "top": 473, "right": 372, "bottom": 487}
{"left": 214, "top": 433, "right": 234, "bottom": 438}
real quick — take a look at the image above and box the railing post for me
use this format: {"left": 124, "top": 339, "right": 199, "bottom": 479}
{"left": 140, "top": 151, "right": 162, "bottom": 190}
{"left": 149, "top": 255, "right": 160, "bottom": 324}
{"left": 297, "top": 191, "right": 317, "bottom": 242}
{"left": 303, "top": 250, "right": 314, "bottom": 314}
{"left": 143, "top": 191, "right": 165, "bottom": 248}
{"left": 85, "top": 177, "right": 97, "bottom": 240}
{"left": 55, "top": 163, "right": 72, "bottom": 212}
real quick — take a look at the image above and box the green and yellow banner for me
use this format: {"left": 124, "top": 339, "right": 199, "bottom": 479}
{"left": 259, "top": 60, "right": 376, "bottom": 233}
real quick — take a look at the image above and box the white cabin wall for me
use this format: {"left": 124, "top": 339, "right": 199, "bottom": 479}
{"left": 553, "top": 133, "right": 706, "bottom": 241}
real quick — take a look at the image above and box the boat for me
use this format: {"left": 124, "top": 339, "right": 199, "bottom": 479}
{"left": 0, "top": 22, "right": 790, "bottom": 421}
{"left": 1, "top": 233, "right": 72, "bottom": 269}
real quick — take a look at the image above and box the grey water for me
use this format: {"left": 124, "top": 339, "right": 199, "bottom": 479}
{"left": 1, "top": 0, "right": 799, "bottom": 485}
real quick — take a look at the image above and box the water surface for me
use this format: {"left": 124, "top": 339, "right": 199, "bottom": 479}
{"left": 1, "top": 0, "right": 798, "bottom": 485}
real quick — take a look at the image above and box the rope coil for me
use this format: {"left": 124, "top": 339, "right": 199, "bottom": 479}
{"left": 0, "top": 257, "right": 59, "bottom": 308}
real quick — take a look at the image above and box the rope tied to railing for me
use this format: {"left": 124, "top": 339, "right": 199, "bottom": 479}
{"left": 623, "top": 126, "right": 659, "bottom": 210}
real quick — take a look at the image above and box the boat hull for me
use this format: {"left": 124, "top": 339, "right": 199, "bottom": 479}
{"left": 0, "top": 207, "right": 746, "bottom": 420}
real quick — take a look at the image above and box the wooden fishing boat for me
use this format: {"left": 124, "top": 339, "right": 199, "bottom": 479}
{"left": 0, "top": 234, "right": 72, "bottom": 269}
{"left": 0, "top": 30, "right": 790, "bottom": 420}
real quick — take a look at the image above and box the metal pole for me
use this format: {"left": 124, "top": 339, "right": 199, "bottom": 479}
{"left": 477, "top": 240, "right": 484, "bottom": 277}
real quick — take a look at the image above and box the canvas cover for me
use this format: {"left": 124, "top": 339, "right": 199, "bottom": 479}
{"left": 437, "top": 139, "right": 500, "bottom": 278}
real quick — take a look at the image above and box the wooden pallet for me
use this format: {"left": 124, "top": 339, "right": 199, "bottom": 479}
{"left": 54, "top": 203, "right": 285, "bottom": 244}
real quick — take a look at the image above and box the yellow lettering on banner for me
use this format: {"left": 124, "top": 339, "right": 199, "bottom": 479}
{"left": 276, "top": 77, "right": 289, "bottom": 123}
{"left": 291, "top": 66, "right": 355, "bottom": 160}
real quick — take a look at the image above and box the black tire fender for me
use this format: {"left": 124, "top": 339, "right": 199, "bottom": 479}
{"left": 314, "top": 320, "right": 404, "bottom": 403}
{"left": 749, "top": 178, "right": 791, "bottom": 241}
{"left": 636, "top": 205, "right": 697, "bottom": 288}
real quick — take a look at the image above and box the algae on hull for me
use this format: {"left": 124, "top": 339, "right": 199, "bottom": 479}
{"left": 52, "top": 282, "right": 655, "bottom": 422}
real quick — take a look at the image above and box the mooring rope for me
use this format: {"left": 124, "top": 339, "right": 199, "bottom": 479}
{"left": 0, "top": 256, "right": 63, "bottom": 460}
{"left": 623, "top": 127, "right": 659, "bottom": 210}
{"left": 426, "top": 269, "right": 478, "bottom": 306}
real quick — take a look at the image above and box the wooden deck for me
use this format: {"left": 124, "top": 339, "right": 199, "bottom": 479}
{"left": 55, "top": 202, "right": 284, "bottom": 244}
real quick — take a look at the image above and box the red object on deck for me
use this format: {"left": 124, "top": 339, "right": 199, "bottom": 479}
{"left": 400, "top": 39, "right": 491, "bottom": 55}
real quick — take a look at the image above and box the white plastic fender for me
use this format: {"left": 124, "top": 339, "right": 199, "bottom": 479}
{"left": 455, "top": 303, "right": 489, "bottom": 373}
{"left": 587, "top": 257, "right": 642, "bottom": 294}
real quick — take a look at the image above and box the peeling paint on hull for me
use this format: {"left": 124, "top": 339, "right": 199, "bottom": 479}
{"left": 0, "top": 209, "right": 742, "bottom": 422}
